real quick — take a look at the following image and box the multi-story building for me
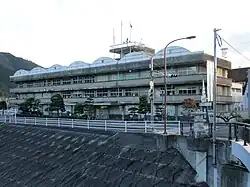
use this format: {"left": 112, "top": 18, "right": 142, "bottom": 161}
{"left": 9, "top": 42, "right": 233, "bottom": 119}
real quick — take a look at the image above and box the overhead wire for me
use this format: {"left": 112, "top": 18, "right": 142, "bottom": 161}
{"left": 217, "top": 35, "right": 250, "bottom": 63}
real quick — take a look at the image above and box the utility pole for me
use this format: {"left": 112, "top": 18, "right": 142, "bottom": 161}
{"left": 149, "top": 57, "right": 154, "bottom": 125}
{"left": 213, "top": 28, "right": 221, "bottom": 187}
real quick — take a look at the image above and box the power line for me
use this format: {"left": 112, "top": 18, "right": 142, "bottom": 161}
{"left": 218, "top": 35, "right": 250, "bottom": 62}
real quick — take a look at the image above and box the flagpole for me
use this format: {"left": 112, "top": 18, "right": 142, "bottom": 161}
{"left": 129, "top": 21, "right": 132, "bottom": 42}
{"left": 121, "top": 20, "right": 123, "bottom": 58}
{"left": 129, "top": 22, "right": 132, "bottom": 53}
{"left": 113, "top": 28, "right": 115, "bottom": 58}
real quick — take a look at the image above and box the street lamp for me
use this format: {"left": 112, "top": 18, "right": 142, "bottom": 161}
{"left": 163, "top": 36, "right": 196, "bottom": 134}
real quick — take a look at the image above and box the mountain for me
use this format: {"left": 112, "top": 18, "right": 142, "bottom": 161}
{"left": 0, "top": 52, "right": 39, "bottom": 94}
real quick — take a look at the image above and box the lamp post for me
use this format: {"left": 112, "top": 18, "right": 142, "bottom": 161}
{"left": 163, "top": 36, "right": 196, "bottom": 134}
{"left": 212, "top": 28, "right": 221, "bottom": 187}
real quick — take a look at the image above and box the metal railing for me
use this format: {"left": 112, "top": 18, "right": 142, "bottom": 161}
{"left": 0, "top": 116, "right": 181, "bottom": 135}
{"left": 2, "top": 116, "right": 249, "bottom": 145}
{"left": 179, "top": 121, "right": 250, "bottom": 146}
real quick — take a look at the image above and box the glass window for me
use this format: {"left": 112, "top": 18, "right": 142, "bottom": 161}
{"left": 110, "top": 88, "right": 122, "bottom": 97}
{"left": 178, "top": 66, "right": 197, "bottom": 76}
{"left": 63, "top": 79, "right": 71, "bottom": 85}
{"left": 216, "top": 68, "right": 223, "bottom": 77}
{"left": 178, "top": 87, "right": 197, "bottom": 95}
{"left": 78, "top": 77, "right": 83, "bottom": 84}
{"left": 84, "top": 76, "right": 95, "bottom": 83}
{"left": 124, "top": 72, "right": 139, "bottom": 80}
{"left": 27, "top": 83, "right": 33, "bottom": 88}
{"left": 18, "top": 83, "right": 23, "bottom": 88}
{"left": 47, "top": 80, "right": 52, "bottom": 86}
{"left": 62, "top": 92, "right": 71, "bottom": 99}
{"left": 97, "top": 75, "right": 108, "bottom": 82}
{"left": 97, "top": 89, "right": 108, "bottom": 97}
{"left": 53, "top": 80, "right": 61, "bottom": 86}
{"left": 124, "top": 88, "right": 139, "bottom": 97}
{"left": 84, "top": 90, "right": 95, "bottom": 98}
{"left": 73, "top": 77, "right": 78, "bottom": 84}
{"left": 110, "top": 73, "right": 124, "bottom": 81}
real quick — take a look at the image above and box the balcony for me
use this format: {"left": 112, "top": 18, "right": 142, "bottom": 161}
{"left": 217, "top": 76, "right": 232, "bottom": 86}
{"left": 10, "top": 74, "right": 210, "bottom": 94}
{"left": 217, "top": 95, "right": 233, "bottom": 103}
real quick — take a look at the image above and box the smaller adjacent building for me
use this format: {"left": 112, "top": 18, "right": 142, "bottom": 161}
{"left": 229, "top": 67, "right": 249, "bottom": 118}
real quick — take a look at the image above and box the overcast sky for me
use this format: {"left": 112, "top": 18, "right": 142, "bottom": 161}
{"left": 0, "top": 0, "right": 250, "bottom": 68}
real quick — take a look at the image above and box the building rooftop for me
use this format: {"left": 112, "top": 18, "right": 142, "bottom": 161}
{"left": 11, "top": 46, "right": 201, "bottom": 78}
{"left": 229, "top": 67, "right": 249, "bottom": 83}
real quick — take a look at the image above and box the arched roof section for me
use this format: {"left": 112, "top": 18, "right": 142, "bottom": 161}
{"left": 13, "top": 69, "right": 29, "bottom": 76}
{"left": 93, "top": 57, "right": 117, "bottom": 65}
{"left": 47, "top": 64, "right": 66, "bottom": 72}
{"left": 30, "top": 67, "right": 46, "bottom": 74}
{"left": 68, "top": 61, "right": 88, "bottom": 69}
{"left": 154, "top": 46, "right": 191, "bottom": 59}
{"left": 119, "top": 52, "right": 152, "bottom": 63}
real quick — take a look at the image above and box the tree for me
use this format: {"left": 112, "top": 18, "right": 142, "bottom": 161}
{"left": 19, "top": 98, "right": 41, "bottom": 115}
{"left": 138, "top": 95, "right": 150, "bottom": 120}
{"left": 83, "top": 97, "right": 95, "bottom": 119}
{"left": 74, "top": 103, "right": 83, "bottom": 116}
{"left": 182, "top": 98, "right": 197, "bottom": 116}
{"left": 216, "top": 111, "right": 241, "bottom": 122}
{"left": 128, "top": 107, "right": 138, "bottom": 119}
{"left": 49, "top": 94, "right": 65, "bottom": 116}
{"left": 0, "top": 101, "right": 7, "bottom": 110}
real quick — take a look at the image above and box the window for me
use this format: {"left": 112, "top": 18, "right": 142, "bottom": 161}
{"left": 124, "top": 72, "right": 139, "bottom": 80}
{"left": 34, "top": 82, "right": 42, "bottom": 87}
{"left": 73, "top": 77, "right": 78, "bottom": 84}
{"left": 18, "top": 83, "right": 23, "bottom": 88}
{"left": 62, "top": 92, "right": 71, "bottom": 99}
{"left": 84, "top": 76, "right": 95, "bottom": 83}
{"left": 224, "top": 69, "right": 228, "bottom": 78}
{"left": 110, "top": 88, "right": 122, "bottom": 97}
{"left": 159, "top": 87, "right": 175, "bottom": 96}
{"left": 178, "top": 87, "right": 197, "bottom": 95}
{"left": 178, "top": 66, "right": 197, "bottom": 76}
{"left": 27, "top": 83, "right": 33, "bottom": 88}
{"left": 72, "top": 92, "right": 83, "bottom": 98}
{"left": 84, "top": 90, "right": 95, "bottom": 98}
{"left": 63, "top": 79, "right": 71, "bottom": 85}
{"left": 47, "top": 80, "right": 52, "bottom": 86}
{"left": 217, "top": 86, "right": 223, "bottom": 95}
{"left": 97, "top": 75, "right": 108, "bottom": 82}
{"left": 110, "top": 73, "right": 124, "bottom": 80}
{"left": 124, "top": 88, "right": 139, "bottom": 97}
{"left": 53, "top": 80, "right": 61, "bottom": 86}
{"left": 216, "top": 68, "right": 223, "bottom": 77}
{"left": 78, "top": 77, "right": 83, "bottom": 84}
{"left": 97, "top": 89, "right": 108, "bottom": 97}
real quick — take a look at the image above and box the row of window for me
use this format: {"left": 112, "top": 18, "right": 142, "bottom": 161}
{"left": 17, "top": 66, "right": 208, "bottom": 88}
{"left": 14, "top": 87, "right": 207, "bottom": 100}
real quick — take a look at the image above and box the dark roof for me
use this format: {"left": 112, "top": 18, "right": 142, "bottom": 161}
{"left": 229, "top": 68, "right": 249, "bottom": 82}
{"left": 0, "top": 124, "right": 205, "bottom": 187}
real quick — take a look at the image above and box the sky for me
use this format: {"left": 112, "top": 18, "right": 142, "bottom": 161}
{"left": 0, "top": 0, "right": 250, "bottom": 69}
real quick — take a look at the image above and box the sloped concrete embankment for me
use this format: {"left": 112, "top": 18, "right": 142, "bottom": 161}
{"left": 0, "top": 125, "right": 200, "bottom": 187}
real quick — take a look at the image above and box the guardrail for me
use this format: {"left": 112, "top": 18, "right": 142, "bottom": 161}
{"left": 179, "top": 121, "right": 250, "bottom": 146}
{"left": 0, "top": 116, "right": 181, "bottom": 135}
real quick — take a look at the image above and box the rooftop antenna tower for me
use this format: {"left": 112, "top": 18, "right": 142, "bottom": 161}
{"left": 113, "top": 28, "right": 115, "bottom": 59}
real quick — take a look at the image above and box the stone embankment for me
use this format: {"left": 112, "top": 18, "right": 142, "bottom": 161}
{"left": 0, "top": 124, "right": 205, "bottom": 187}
